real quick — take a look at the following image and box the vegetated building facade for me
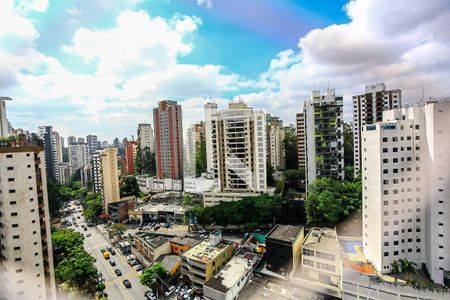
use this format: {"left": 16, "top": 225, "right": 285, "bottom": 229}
{"left": 181, "top": 230, "right": 235, "bottom": 293}
{"left": 92, "top": 148, "right": 120, "bottom": 214}
{"left": 0, "top": 144, "right": 56, "bottom": 300}
{"left": 300, "top": 228, "right": 341, "bottom": 287}
{"left": 137, "top": 123, "right": 154, "bottom": 153}
{"left": 266, "top": 224, "right": 304, "bottom": 275}
{"left": 186, "top": 122, "right": 204, "bottom": 174}
{"left": 362, "top": 100, "right": 450, "bottom": 285}
{"left": 153, "top": 100, "right": 184, "bottom": 180}
{"left": 208, "top": 99, "right": 267, "bottom": 193}
{"left": 266, "top": 114, "right": 285, "bottom": 171}
{"left": 353, "top": 83, "right": 401, "bottom": 176}
{"left": 302, "top": 89, "right": 344, "bottom": 187}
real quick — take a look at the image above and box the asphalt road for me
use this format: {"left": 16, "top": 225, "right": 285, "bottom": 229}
{"left": 69, "top": 210, "right": 149, "bottom": 300}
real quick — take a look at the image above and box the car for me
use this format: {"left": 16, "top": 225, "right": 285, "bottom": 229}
{"left": 100, "top": 248, "right": 106, "bottom": 254}
{"left": 183, "top": 289, "right": 192, "bottom": 299}
{"left": 114, "top": 268, "right": 122, "bottom": 276}
{"left": 154, "top": 225, "right": 161, "bottom": 231}
{"left": 200, "top": 234, "right": 207, "bottom": 239}
{"left": 123, "top": 279, "right": 132, "bottom": 288}
{"left": 179, "top": 286, "right": 188, "bottom": 296}
{"left": 83, "top": 227, "right": 88, "bottom": 231}
{"left": 175, "top": 285, "right": 182, "bottom": 294}
{"left": 145, "top": 291, "right": 157, "bottom": 300}
{"left": 164, "top": 286, "right": 176, "bottom": 297}
{"left": 106, "top": 246, "right": 112, "bottom": 252}
{"left": 110, "top": 248, "right": 116, "bottom": 255}
{"left": 133, "top": 264, "right": 144, "bottom": 271}
{"left": 109, "top": 259, "right": 116, "bottom": 266}
{"left": 85, "top": 233, "right": 91, "bottom": 237}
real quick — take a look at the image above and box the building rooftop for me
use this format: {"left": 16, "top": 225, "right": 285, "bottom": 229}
{"left": 137, "top": 203, "right": 185, "bottom": 214}
{"left": 157, "top": 255, "right": 181, "bottom": 273}
{"left": 303, "top": 227, "right": 339, "bottom": 253}
{"left": 182, "top": 239, "right": 232, "bottom": 264}
{"left": 138, "top": 235, "right": 170, "bottom": 249}
{"left": 266, "top": 224, "right": 303, "bottom": 243}
{"left": 204, "top": 256, "right": 252, "bottom": 293}
{"left": 170, "top": 236, "right": 201, "bottom": 248}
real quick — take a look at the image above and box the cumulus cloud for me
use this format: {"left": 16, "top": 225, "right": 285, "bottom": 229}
{"left": 197, "top": 0, "right": 213, "bottom": 9}
{"left": 242, "top": 0, "right": 450, "bottom": 123}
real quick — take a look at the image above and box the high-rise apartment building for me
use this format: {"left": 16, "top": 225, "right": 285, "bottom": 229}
{"left": 86, "top": 135, "right": 98, "bottom": 155}
{"left": 137, "top": 124, "right": 154, "bottom": 153}
{"left": 153, "top": 100, "right": 183, "bottom": 180}
{"left": 208, "top": 100, "right": 267, "bottom": 193}
{"left": 56, "top": 162, "right": 71, "bottom": 185}
{"left": 37, "top": 126, "right": 57, "bottom": 179}
{"left": 204, "top": 102, "right": 218, "bottom": 175}
{"left": 266, "top": 114, "right": 285, "bottom": 171}
{"left": 302, "top": 89, "right": 344, "bottom": 187}
{"left": 67, "top": 136, "right": 76, "bottom": 145}
{"left": 0, "top": 142, "right": 56, "bottom": 300}
{"left": 0, "top": 96, "right": 11, "bottom": 137}
{"left": 77, "top": 137, "right": 85, "bottom": 144}
{"left": 296, "top": 113, "right": 306, "bottom": 169}
{"left": 353, "top": 83, "right": 401, "bottom": 176}
{"left": 92, "top": 148, "right": 120, "bottom": 214}
{"left": 52, "top": 131, "right": 63, "bottom": 164}
{"left": 186, "top": 122, "right": 204, "bottom": 169}
{"left": 125, "top": 141, "right": 138, "bottom": 175}
{"left": 362, "top": 100, "right": 450, "bottom": 285}
{"left": 68, "top": 142, "right": 89, "bottom": 175}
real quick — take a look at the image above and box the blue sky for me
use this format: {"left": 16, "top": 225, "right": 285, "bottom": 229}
{"left": 1, "top": 0, "right": 449, "bottom": 141}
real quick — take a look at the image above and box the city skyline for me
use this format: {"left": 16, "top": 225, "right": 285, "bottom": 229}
{"left": 2, "top": 0, "right": 450, "bottom": 140}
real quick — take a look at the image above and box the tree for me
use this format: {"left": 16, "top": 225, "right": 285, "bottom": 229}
{"left": 344, "top": 122, "right": 354, "bottom": 166}
{"left": 110, "top": 223, "right": 127, "bottom": 239}
{"left": 390, "top": 260, "right": 400, "bottom": 282}
{"left": 283, "top": 169, "right": 305, "bottom": 191}
{"left": 344, "top": 165, "right": 354, "bottom": 181}
{"left": 83, "top": 192, "right": 103, "bottom": 220}
{"left": 140, "top": 263, "right": 166, "bottom": 290}
{"left": 305, "top": 177, "right": 362, "bottom": 224}
{"left": 181, "top": 194, "right": 193, "bottom": 209}
{"left": 120, "top": 176, "right": 140, "bottom": 197}
{"left": 55, "top": 247, "right": 99, "bottom": 295}
{"left": 283, "top": 125, "right": 298, "bottom": 169}
{"left": 47, "top": 178, "right": 63, "bottom": 218}
{"left": 399, "top": 258, "right": 418, "bottom": 284}
{"left": 96, "top": 283, "right": 106, "bottom": 294}
{"left": 266, "top": 162, "right": 275, "bottom": 187}
{"left": 136, "top": 146, "right": 156, "bottom": 176}
{"left": 195, "top": 140, "right": 207, "bottom": 177}
{"left": 52, "top": 229, "right": 85, "bottom": 265}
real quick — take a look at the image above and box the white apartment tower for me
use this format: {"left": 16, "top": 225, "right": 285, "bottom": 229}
{"left": 266, "top": 114, "right": 285, "bottom": 171}
{"left": 68, "top": 142, "right": 89, "bottom": 175}
{"left": 302, "top": 89, "right": 344, "bottom": 187}
{"left": 0, "top": 144, "right": 56, "bottom": 300}
{"left": 137, "top": 124, "right": 154, "bottom": 153}
{"left": 209, "top": 100, "right": 267, "bottom": 193}
{"left": 86, "top": 135, "right": 98, "bottom": 155}
{"left": 0, "top": 97, "right": 11, "bottom": 137}
{"left": 353, "top": 83, "right": 401, "bottom": 176}
{"left": 296, "top": 113, "right": 306, "bottom": 170}
{"left": 362, "top": 100, "right": 450, "bottom": 285}
{"left": 204, "top": 102, "right": 218, "bottom": 175}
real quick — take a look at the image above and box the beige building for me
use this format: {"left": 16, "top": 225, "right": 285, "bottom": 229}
{"left": 134, "top": 235, "right": 171, "bottom": 262}
{"left": 56, "top": 162, "right": 71, "bottom": 185}
{"left": 92, "top": 148, "right": 120, "bottom": 214}
{"left": 301, "top": 228, "right": 341, "bottom": 287}
{"left": 266, "top": 114, "right": 285, "bottom": 171}
{"left": 181, "top": 231, "right": 235, "bottom": 293}
{"left": 296, "top": 113, "right": 306, "bottom": 169}
{"left": 0, "top": 143, "right": 56, "bottom": 300}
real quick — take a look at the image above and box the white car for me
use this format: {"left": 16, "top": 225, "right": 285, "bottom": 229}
{"left": 164, "top": 286, "right": 175, "bottom": 297}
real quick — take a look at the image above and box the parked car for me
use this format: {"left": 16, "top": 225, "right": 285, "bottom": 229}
{"left": 175, "top": 285, "right": 182, "bottom": 294}
{"left": 114, "top": 269, "right": 122, "bottom": 276}
{"left": 123, "top": 279, "right": 132, "bottom": 288}
{"left": 183, "top": 289, "right": 192, "bottom": 299}
{"left": 133, "top": 264, "right": 144, "bottom": 271}
{"left": 100, "top": 249, "right": 106, "bottom": 254}
{"left": 164, "top": 286, "right": 176, "bottom": 297}
{"left": 110, "top": 248, "right": 116, "bottom": 255}
{"left": 85, "top": 233, "right": 91, "bottom": 237}
{"left": 106, "top": 246, "right": 112, "bottom": 252}
{"left": 83, "top": 227, "right": 88, "bottom": 231}
{"left": 145, "top": 291, "right": 157, "bottom": 300}
{"left": 179, "top": 286, "right": 188, "bottom": 296}
{"left": 109, "top": 260, "right": 116, "bottom": 266}
{"left": 129, "top": 259, "right": 138, "bottom": 266}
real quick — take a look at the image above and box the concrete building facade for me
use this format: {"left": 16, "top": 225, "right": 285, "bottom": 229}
{"left": 204, "top": 102, "right": 218, "bottom": 175}
{"left": 38, "top": 126, "right": 57, "bottom": 179}
{"left": 125, "top": 141, "right": 137, "bottom": 175}
{"left": 86, "top": 134, "right": 98, "bottom": 155}
{"left": 0, "top": 96, "right": 11, "bottom": 137}
{"left": 0, "top": 144, "right": 56, "bottom": 300}
{"left": 297, "top": 113, "right": 306, "bottom": 170}
{"left": 153, "top": 100, "right": 184, "bottom": 180}
{"left": 137, "top": 123, "right": 154, "bottom": 153}
{"left": 353, "top": 83, "right": 401, "bottom": 176}
{"left": 266, "top": 114, "right": 285, "bottom": 171}
{"left": 362, "top": 100, "right": 450, "bottom": 285}
{"left": 68, "top": 142, "right": 89, "bottom": 175}
{"left": 209, "top": 100, "right": 267, "bottom": 193}
{"left": 302, "top": 89, "right": 344, "bottom": 187}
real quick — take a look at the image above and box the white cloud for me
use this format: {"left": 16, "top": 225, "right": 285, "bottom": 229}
{"left": 196, "top": 0, "right": 213, "bottom": 9}
{"left": 66, "top": 6, "right": 81, "bottom": 16}
{"left": 14, "top": 0, "right": 49, "bottom": 14}
{"left": 242, "top": 0, "right": 450, "bottom": 124}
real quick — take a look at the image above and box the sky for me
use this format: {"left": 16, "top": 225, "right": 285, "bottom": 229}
{"left": 1, "top": 0, "right": 450, "bottom": 142}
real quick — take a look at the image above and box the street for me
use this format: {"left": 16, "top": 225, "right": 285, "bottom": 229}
{"left": 69, "top": 210, "right": 149, "bottom": 300}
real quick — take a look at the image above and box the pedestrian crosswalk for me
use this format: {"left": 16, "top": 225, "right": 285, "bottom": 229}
{"left": 85, "top": 242, "right": 109, "bottom": 252}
